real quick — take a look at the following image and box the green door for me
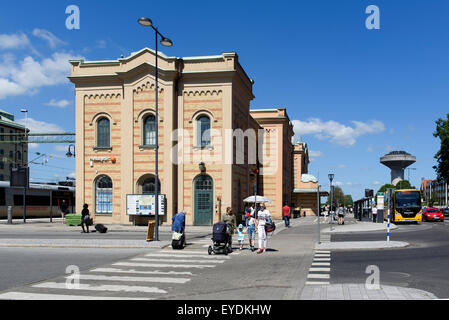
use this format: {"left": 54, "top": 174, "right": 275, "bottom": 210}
{"left": 194, "top": 175, "right": 214, "bottom": 226}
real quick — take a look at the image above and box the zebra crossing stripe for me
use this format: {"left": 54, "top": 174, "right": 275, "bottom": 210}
{"left": 33, "top": 282, "right": 167, "bottom": 294}
{"left": 131, "top": 258, "right": 225, "bottom": 264}
{"left": 311, "top": 262, "right": 330, "bottom": 266}
{"left": 309, "top": 268, "right": 331, "bottom": 272}
{"left": 0, "top": 292, "right": 149, "bottom": 300}
{"left": 307, "top": 274, "right": 330, "bottom": 279}
{"left": 313, "top": 258, "right": 331, "bottom": 261}
{"left": 113, "top": 262, "right": 216, "bottom": 269}
{"left": 144, "top": 253, "right": 230, "bottom": 260}
{"left": 72, "top": 274, "right": 191, "bottom": 284}
{"left": 306, "top": 281, "right": 330, "bottom": 286}
{"left": 158, "top": 250, "right": 210, "bottom": 255}
{"left": 90, "top": 268, "right": 194, "bottom": 276}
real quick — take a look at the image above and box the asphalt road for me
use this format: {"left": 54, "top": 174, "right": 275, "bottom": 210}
{"left": 0, "top": 247, "right": 147, "bottom": 292}
{"left": 331, "top": 220, "right": 449, "bottom": 298}
{"left": 0, "top": 218, "right": 318, "bottom": 300}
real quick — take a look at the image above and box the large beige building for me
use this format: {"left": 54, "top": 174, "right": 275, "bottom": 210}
{"left": 69, "top": 48, "right": 320, "bottom": 226}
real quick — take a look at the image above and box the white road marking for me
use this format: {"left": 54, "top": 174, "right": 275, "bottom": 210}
{"left": 90, "top": 268, "right": 193, "bottom": 276}
{"left": 131, "top": 258, "right": 225, "bottom": 264}
{"left": 306, "top": 281, "right": 330, "bottom": 286}
{"left": 144, "top": 253, "right": 230, "bottom": 260}
{"left": 72, "top": 274, "right": 191, "bottom": 284}
{"left": 307, "top": 274, "right": 330, "bottom": 279}
{"left": 309, "top": 268, "right": 331, "bottom": 272}
{"left": 315, "top": 251, "right": 331, "bottom": 254}
{"left": 313, "top": 258, "right": 331, "bottom": 261}
{"left": 33, "top": 282, "right": 167, "bottom": 294}
{"left": 113, "top": 262, "right": 216, "bottom": 269}
{"left": 0, "top": 292, "right": 149, "bottom": 300}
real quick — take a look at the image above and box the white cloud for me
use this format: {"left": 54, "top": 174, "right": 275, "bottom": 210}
{"left": 0, "top": 33, "right": 30, "bottom": 50}
{"left": 28, "top": 143, "right": 39, "bottom": 149}
{"left": 309, "top": 150, "right": 323, "bottom": 158}
{"left": 54, "top": 145, "right": 69, "bottom": 152}
{"left": 373, "top": 181, "right": 382, "bottom": 186}
{"left": 16, "top": 118, "right": 65, "bottom": 133}
{"left": 367, "top": 146, "right": 374, "bottom": 153}
{"left": 333, "top": 181, "right": 344, "bottom": 186}
{"left": 45, "top": 99, "right": 72, "bottom": 108}
{"left": 32, "top": 29, "right": 66, "bottom": 49}
{"left": 292, "top": 118, "right": 386, "bottom": 147}
{"left": 0, "top": 52, "right": 83, "bottom": 99}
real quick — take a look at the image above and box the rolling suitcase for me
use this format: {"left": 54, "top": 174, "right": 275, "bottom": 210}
{"left": 95, "top": 224, "right": 108, "bottom": 233}
{"left": 172, "top": 232, "right": 185, "bottom": 249}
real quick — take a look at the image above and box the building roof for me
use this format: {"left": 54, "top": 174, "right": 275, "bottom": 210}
{"left": 0, "top": 110, "right": 25, "bottom": 131}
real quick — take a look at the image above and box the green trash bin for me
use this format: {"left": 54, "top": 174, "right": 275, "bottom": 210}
{"left": 65, "top": 214, "right": 82, "bottom": 226}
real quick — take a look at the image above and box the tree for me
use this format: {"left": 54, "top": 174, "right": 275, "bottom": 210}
{"left": 377, "top": 184, "right": 396, "bottom": 195}
{"left": 433, "top": 114, "right": 449, "bottom": 183}
{"left": 343, "top": 194, "right": 353, "bottom": 206}
{"left": 395, "top": 180, "right": 416, "bottom": 190}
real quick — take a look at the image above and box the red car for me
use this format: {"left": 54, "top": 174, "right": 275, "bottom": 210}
{"left": 422, "top": 207, "right": 444, "bottom": 222}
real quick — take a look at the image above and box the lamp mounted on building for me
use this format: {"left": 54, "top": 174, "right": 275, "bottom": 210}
{"left": 138, "top": 17, "right": 173, "bottom": 242}
{"left": 199, "top": 162, "right": 206, "bottom": 173}
{"left": 66, "top": 144, "right": 76, "bottom": 158}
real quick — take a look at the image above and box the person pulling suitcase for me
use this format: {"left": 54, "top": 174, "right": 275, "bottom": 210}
{"left": 172, "top": 211, "right": 186, "bottom": 249}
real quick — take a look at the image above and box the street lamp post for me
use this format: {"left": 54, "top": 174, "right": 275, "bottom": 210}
{"left": 328, "top": 173, "right": 334, "bottom": 231}
{"left": 20, "top": 109, "right": 28, "bottom": 223}
{"left": 138, "top": 17, "right": 173, "bottom": 242}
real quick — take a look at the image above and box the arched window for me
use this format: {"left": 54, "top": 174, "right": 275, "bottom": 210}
{"left": 95, "top": 175, "right": 113, "bottom": 214}
{"left": 97, "top": 117, "right": 110, "bottom": 148}
{"left": 196, "top": 115, "right": 211, "bottom": 147}
{"left": 142, "top": 177, "right": 161, "bottom": 195}
{"left": 143, "top": 114, "right": 156, "bottom": 146}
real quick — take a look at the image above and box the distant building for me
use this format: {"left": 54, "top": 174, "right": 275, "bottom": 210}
{"left": 0, "top": 110, "right": 28, "bottom": 181}
{"left": 421, "top": 178, "right": 448, "bottom": 207}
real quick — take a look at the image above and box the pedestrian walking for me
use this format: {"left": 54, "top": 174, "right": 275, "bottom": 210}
{"left": 337, "top": 203, "right": 345, "bottom": 225}
{"left": 247, "top": 212, "right": 256, "bottom": 251}
{"left": 80, "top": 203, "right": 90, "bottom": 233}
{"left": 372, "top": 204, "right": 378, "bottom": 223}
{"left": 237, "top": 224, "right": 246, "bottom": 250}
{"left": 60, "top": 199, "right": 69, "bottom": 223}
{"left": 255, "top": 203, "right": 271, "bottom": 254}
{"left": 172, "top": 211, "right": 186, "bottom": 248}
{"left": 244, "top": 205, "right": 250, "bottom": 226}
{"left": 223, "top": 207, "right": 236, "bottom": 252}
{"left": 282, "top": 202, "right": 291, "bottom": 227}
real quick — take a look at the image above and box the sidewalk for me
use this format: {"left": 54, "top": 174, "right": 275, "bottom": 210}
{"left": 300, "top": 283, "right": 438, "bottom": 300}
{"left": 316, "top": 215, "right": 407, "bottom": 250}
{"left": 0, "top": 217, "right": 292, "bottom": 249}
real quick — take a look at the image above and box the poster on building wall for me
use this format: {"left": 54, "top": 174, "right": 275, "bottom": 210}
{"left": 126, "top": 194, "right": 165, "bottom": 216}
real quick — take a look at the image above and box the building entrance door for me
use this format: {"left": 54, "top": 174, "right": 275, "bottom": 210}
{"left": 194, "top": 175, "right": 213, "bottom": 226}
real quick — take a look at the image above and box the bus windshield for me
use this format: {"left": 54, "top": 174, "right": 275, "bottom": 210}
{"left": 395, "top": 191, "right": 421, "bottom": 208}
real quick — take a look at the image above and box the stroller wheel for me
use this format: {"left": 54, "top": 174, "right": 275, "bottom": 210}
{"left": 208, "top": 246, "right": 212, "bottom": 255}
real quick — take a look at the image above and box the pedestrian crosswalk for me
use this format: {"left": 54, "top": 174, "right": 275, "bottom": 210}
{"left": 306, "top": 250, "right": 332, "bottom": 286}
{"left": 0, "top": 248, "right": 232, "bottom": 300}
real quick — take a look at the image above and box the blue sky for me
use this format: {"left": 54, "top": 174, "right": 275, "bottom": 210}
{"left": 0, "top": 0, "right": 448, "bottom": 200}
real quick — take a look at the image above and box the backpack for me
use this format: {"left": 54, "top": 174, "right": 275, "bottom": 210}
{"left": 265, "top": 219, "right": 276, "bottom": 233}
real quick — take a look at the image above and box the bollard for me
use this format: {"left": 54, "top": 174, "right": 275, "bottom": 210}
{"left": 7, "top": 206, "right": 12, "bottom": 224}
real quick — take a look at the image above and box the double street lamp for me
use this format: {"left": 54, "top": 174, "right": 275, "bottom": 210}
{"left": 138, "top": 17, "right": 173, "bottom": 242}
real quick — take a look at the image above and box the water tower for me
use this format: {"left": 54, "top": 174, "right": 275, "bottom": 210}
{"left": 380, "top": 151, "right": 416, "bottom": 185}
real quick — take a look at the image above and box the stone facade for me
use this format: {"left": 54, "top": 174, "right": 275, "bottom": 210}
{"left": 69, "top": 48, "right": 319, "bottom": 225}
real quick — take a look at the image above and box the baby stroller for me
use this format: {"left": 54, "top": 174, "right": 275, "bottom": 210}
{"left": 208, "top": 221, "right": 231, "bottom": 255}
